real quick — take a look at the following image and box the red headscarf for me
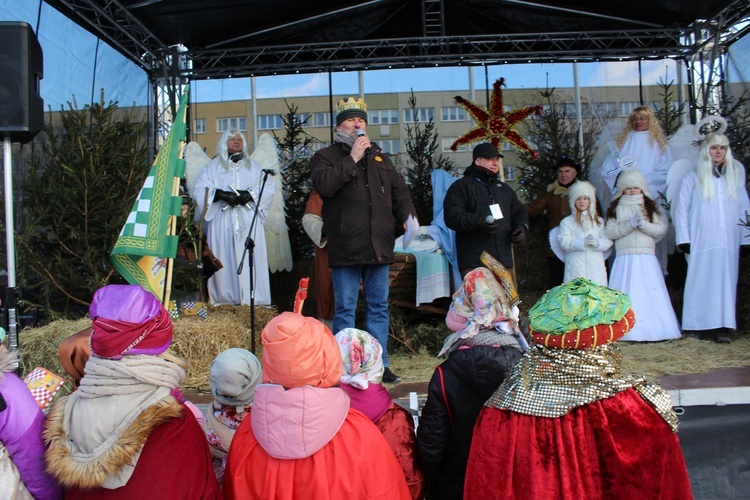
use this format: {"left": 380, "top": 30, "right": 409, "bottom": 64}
{"left": 89, "top": 284, "right": 173, "bottom": 359}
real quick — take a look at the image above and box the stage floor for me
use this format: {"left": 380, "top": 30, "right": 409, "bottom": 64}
{"left": 659, "top": 366, "right": 750, "bottom": 407}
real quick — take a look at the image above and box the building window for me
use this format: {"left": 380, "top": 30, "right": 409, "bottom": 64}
{"left": 313, "top": 112, "right": 331, "bottom": 127}
{"left": 404, "top": 107, "right": 434, "bottom": 123}
{"left": 257, "top": 115, "right": 283, "bottom": 130}
{"left": 619, "top": 102, "right": 641, "bottom": 117}
{"left": 378, "top": 140, "right": 401, "bottom": 154}
{"left": 217, "top": 117, "right": 247, "bottom": 133}
{"left": 369, "top": 109, "right": 399, "bottom": 125}
{"left": 194, "top": 118, "right": 206, "bottom": 134}
{"left": 503, "top": 165, "right": 516, "bottom": 181}
{"left": 441, "top": 106, "right": 466, "bottom": 122}
{"left": 562, "top": 103, "right": 590, "bottom": 119}
{"left": 501, "top": 142, "right": 513, "bottom": 151}
{"left": 442, "top": 138, "right": 468, "bottom": 152}
{"left": 649, "top": 101, "right": 680, "bottom": 112}
{"left": 296, "top": 113, "right": 311, "bottom": 128}
{"left": 592, "top": 102, "right": 617, "bottom": 119}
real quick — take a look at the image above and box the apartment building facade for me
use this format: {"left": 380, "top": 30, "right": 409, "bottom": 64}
{"left": 189, "top": 84, "right": 683, "bottom": 189}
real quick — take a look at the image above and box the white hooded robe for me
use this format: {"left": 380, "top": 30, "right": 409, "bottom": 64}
{"left": 193, "top": 156, "right": 276, "bottom": 306}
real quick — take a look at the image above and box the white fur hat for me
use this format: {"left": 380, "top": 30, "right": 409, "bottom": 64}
{"left": 614, "top": 170, "right": 652, "bottom": 199}
{"left": 568, "top": 180, "right": 598, "bottom": 213}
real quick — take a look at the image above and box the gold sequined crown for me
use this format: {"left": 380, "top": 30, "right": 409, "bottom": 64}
{"left": 337, "top": 97, "right": 367, "bottom": 113}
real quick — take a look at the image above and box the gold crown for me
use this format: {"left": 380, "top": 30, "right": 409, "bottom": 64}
{"left": 337, "top": 97, "right": 367, "bottom": 113}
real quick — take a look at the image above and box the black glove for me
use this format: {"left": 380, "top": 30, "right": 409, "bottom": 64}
{"left": 511, "top": 226, "right": 527, "bottom": 243}
{"left": 214, "top": 189, "right": 240, "bottom": 206}
{"left": 741, "top": 245, "right": 750, "bottom": 258}
{"left": 678, "top": 243, "right": 690, "bottom": 255}
{"left": 478, "top": 217, "right": 498, "bottom": 234}
{"left": 236, "top": 190, "right": 254, "bottom": 206}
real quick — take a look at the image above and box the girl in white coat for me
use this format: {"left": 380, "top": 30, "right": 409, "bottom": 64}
{"left": 557, "top": 181, "right": 612, "bottom": 286}
{"left": 605, "top": 170, "right": 681, "bottom": 341}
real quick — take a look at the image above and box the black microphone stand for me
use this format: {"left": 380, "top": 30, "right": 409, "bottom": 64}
{"left": 237, "top": 171, "right": 272, "bottom": 354}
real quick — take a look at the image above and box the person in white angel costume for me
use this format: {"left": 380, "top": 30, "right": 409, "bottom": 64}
{"left": 672, "top": 126, "right": 750, "bottom": 343}
{"left": 596, "top": 106, "right": 674, "bottom": 274}
{"left": 187, "top": 130, "right": 292, "bottom": 306}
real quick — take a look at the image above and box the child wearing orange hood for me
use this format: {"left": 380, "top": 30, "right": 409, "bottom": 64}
{"left": 223, "top": 312, "right": 411, "bottom": 499}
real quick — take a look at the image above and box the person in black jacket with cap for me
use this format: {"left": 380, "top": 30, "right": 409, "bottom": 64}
{"left": 443, "top": 143, "right": 529, "bottom": 279}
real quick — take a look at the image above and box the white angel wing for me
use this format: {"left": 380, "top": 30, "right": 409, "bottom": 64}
{"left": 251, "top": 133, "right": 293, "bottom": 272}
{"left": 548, "top": 226, "right": 565, "bottom": 262}
{"left": 666, "top": 159, "right": 695, "bottom": 223}
{"left": 184, "top": 141, "right": 211, "bottom": 197}
{"left": 667, "top": 124, "right": 701, "bottom": 163}
{"left": 590, "top": 118, "right": 627, "bottom": 213}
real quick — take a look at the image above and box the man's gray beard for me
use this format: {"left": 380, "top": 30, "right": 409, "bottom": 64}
{"left": 334, "top": 130, "right": 356, "bottom": 147}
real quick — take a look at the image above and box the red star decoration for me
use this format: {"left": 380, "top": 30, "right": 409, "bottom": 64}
{"left": 451, "top": 78, "right": 542, "bottom": 158}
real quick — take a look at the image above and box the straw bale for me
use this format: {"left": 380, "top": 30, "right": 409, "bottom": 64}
{"left": 18, "top": 318, "right": 91, "bottom": 397}
{"left": 17, "top": 305, "right": 278, "bottom": 396}
{"left": 618, "top": 335, "right": 750, "bottom": 379}
{"left": 170, "top": 305, "right": 276, "bottom": 391}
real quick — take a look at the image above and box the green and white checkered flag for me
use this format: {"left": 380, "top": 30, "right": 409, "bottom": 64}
{"left": 110, "top": 88, "right": 189, "bottom": 301}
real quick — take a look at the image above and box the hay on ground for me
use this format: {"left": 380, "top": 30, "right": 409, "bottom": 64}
{"left": 17, "top": 304, "right": 750, "bottom": 398}
{"left": 18, "top": 305, "right": 277, "bottom": 396}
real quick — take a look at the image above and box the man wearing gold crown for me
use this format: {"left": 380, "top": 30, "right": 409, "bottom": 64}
{"left": 311, "top": 97, "right": 417, "bottom": 384}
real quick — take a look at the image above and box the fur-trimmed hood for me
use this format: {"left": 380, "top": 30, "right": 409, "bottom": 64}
{"left": 44, "top": 395, "right": 182, "bottom": 490}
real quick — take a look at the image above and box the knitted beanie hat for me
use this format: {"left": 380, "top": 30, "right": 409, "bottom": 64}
{"left": 336, "top": 97, "right": 368, "bottom": 125}
{"left": 445, "top": 309, "right": 469, "bottom": 332}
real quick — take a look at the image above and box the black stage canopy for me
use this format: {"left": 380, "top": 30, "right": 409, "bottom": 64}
{"left": 42, "top": 0, "right": 750, "bottom": 80}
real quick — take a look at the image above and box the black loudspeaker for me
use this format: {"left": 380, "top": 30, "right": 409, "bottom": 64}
{"left": 0, "top": 22, "right": 44, "bottom": 143}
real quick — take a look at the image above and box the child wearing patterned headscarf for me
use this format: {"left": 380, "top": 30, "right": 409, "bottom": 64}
{"left": 223, "top": 312, "right": 410, "bottom": 499}
{"left": 203, "top": 348, "right": 261, "bottom": 486}
{"left": 335, "top": 328, "right": 424, "bottom": 499}
{"left": 417, "top": 265, "right": 525, "bottom": 500}
{"left": 43, "top": 284, "right": 220, "bottom": 499}
{"left": 464, "top": 278, "right": 692, "bottom": 499}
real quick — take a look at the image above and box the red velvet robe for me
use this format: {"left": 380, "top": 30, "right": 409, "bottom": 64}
{"left": 464, "top": 388, "right": 693, "bottom": 499}
{"left": 304, "top": 191, "right": 334, "bottom": 320}
{"left": 376, "top": 403, "right": 425, "bottom": 500}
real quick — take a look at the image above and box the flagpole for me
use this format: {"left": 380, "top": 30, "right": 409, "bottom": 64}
{"left": 162, "top": 174, "right": 182, "bottom": 306}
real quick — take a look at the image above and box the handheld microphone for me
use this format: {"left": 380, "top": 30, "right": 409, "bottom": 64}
{"left": 356, "top": 129, "right": 371, "bottom": 157}
{"left": 261, "top": 168, "right": 276, "bottom": 176}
